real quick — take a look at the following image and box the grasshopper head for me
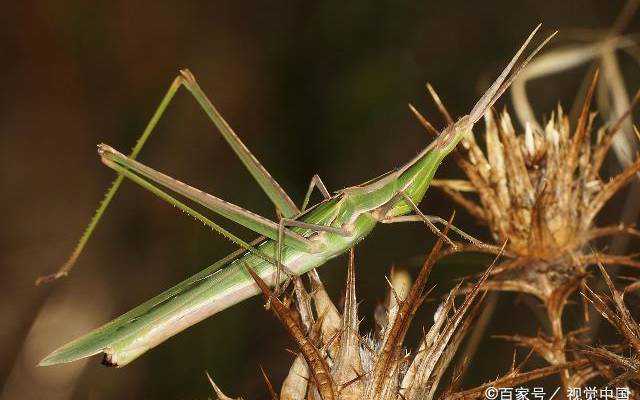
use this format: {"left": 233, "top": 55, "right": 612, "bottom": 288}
{"left": 389, "top": 25, "right": 555, "bottom": 218}
{"left": 434, "top": 116, "right": 472, "bottom": 155}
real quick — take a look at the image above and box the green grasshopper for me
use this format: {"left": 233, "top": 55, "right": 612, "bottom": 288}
{"left": 39, "top": 26, "right": 553, "bottom": 367}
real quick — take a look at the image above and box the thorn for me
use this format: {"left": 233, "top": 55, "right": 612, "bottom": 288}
{"left": 259, "top": 365, "right": 279, "bottom": 400}
{"left": 284, "top": 348, "right": 298, "bottom": 357}
{"left": 408, "top": 103, "right": 440, "bottom": 136}
{"left": 385, "top": 275, "right": 402, "bottom": 306}
{"left": 205, "top": 371, "right": 235, "bottom": 400}
{"left": 426, "top": 83, "right": 454, "bottom": 125}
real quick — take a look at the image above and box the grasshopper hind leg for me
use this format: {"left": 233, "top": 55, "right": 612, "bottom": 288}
{"left": 39, "top": 69, "right": 304, "bottom": 284}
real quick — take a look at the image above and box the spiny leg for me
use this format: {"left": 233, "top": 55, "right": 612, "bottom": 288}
{"left": 101, "top": 149, "right": 322, "bottom": 292}
{"left": 110, "top": 152, "right": 324, "bottom": 291}
{"left": 105, "top": 141, "right": 344, "bottom": 294}
{"left": 39, "top": 69, "right": 301, "bottom": 284}
{"left": 102, "top": 145, "right": 349, "bottom": 257}
{"left": 103, "top": 157, "right": 279, "bottom": 267}
{"left": 99, "top": 144, "right": 317, "bottom": 253}
{"left": 37, "top": 77, "right": 184, "bottom": 284}
{"left": 179, "top": 70, "right": 299, "bottom": 217}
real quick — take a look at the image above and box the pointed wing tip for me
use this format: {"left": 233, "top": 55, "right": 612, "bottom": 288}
{"left": 38, "top": 343, "right": 105, "bottom": 367}
{"left": 38, "top": 353, "right": 81, "bottom": 367}
{"left": 38, "top": 351, "right": 100, "bottom": 367}
{"left": 38, "top": 356, "right": 59, "bottom": 367}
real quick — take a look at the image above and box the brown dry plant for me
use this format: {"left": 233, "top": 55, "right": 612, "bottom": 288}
{"left": 205, "top": 224, "right": 586, "bottom": 400}
{"left": 421, "top": 68, "right": 640, "bottom": 393}
{"left": 581, "top": 265, "right": 640, "bottom": 387}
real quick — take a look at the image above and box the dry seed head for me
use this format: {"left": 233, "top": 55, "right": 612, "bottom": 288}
{"left": 425, "top": 70, "right": 640, "bottom": 391}
{"left": 431, "top": 72, "right": 640, "bottom": 302}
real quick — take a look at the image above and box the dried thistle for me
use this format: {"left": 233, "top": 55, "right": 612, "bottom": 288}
{"left": 422, "top": 69, "right": 640, "bottom": 390}
{"left": 206, "top": 228, "right": 584, "bottom": 400}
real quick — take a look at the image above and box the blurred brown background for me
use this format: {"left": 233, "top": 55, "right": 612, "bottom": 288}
{"left": 2, "top": 1, "right": 639, "bottom": 399}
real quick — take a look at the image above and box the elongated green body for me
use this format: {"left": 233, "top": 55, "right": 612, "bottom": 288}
{"left": 40, "top": 26, "right": 551, "bottom": 367}
{"left": 40, "top": 133, "right": 454, "bottom": 367}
